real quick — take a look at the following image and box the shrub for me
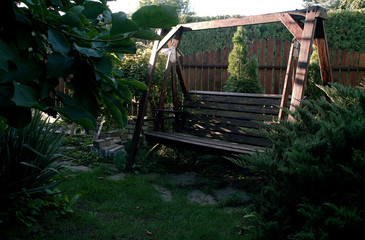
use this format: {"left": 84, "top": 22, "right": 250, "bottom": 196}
{"left": 228, "top": 84, "right": 365, "bottom": 239}
{"left": 0, "top": 111, "right": 65, "bottom": 226}
{"left": 224, "top": 27, "right": 263, "bottom": 93}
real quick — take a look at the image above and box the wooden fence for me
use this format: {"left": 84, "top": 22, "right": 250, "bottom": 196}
{"left": 179, "top": 38, "right": 365, "bottom": 94}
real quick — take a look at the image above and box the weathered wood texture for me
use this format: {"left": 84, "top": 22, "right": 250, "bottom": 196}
{"left": 146, "top": 90, "right": 284, "bottom": 155}
{"left": 178, "top": 39, "right": 365, "bottom": 94}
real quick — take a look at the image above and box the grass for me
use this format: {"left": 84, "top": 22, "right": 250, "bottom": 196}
{"left": 16, "top": 165, "right": 257, "bottom": 240}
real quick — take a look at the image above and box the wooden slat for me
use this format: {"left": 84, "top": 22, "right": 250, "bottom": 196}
{"left": 182, "top": 55, "right": 190, "bottom": 90}
{"left": 183, "top": 114, "right": 262, "bottom": 129}
{"left": 222, "top": 47, "right": 230, "bottom": 87}
{"left": 349, "top": 52, "right": 359, "bottom": 86}
{"left": 259, "top": 39, "right": 266, "bottom": 88}
{"left": 252, "top": 40, "right": 259, "bottom": 59}
{"left": 281, "top": 39, "right": 291, "bottom": 93}
{"left": 359, "top": 53, "right": 365, "bottom": 84}
{"left": 340, "top": 50, "right": 350, "bottom": 86}
{"left": 196, "top": 52, "right": 202, "bottom": 90}
{"left": 183, "top": 108, "right": 278, "bottom": 121}
{"left": 274, "top": 39, "right": 282, "bottom": 94}
{"left": 189, "top": 54, "right": 196, "bottom": 90}
{"left": 145, "top": 131, "right": 265, "bottom": 155}
{"left": 202, "top": 51, "right": 209, "bottom": 91}
{"left": 266, "top": 38, "right": 274, "bottom": 93}
{"left": 215, "top": 48, "right": 223, "bottom": 91}
{"left": 332, "top": 48, "right": 341, "bottom": 83}
{"left": 182, "top": 126, "right": 271, "bottom": 147}
{"left": 209, "top": 50, "right": 216, "bottom": 91}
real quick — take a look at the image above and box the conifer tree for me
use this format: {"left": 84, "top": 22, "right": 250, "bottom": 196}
{"left": 223, "top": 27, "right": 263, "bottom": 93}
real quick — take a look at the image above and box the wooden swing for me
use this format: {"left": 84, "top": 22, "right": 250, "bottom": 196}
{"left": 126, "top": 6, "right": 333, "bottom": 169}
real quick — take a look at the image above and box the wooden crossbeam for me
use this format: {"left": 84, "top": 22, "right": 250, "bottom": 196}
{"left": 276, "top": 13, "right": 303, "bottom": 42}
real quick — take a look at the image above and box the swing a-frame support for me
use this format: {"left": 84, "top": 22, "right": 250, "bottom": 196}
{"left": 126, "top": 6, "right": 332, "bottom": 170}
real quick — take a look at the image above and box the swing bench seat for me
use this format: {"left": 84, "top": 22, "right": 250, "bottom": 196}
{"left": 145, "top": 90, "right": 283, "bottom": 155}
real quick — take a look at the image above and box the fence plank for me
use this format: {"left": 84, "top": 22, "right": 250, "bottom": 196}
{"left": 202, "top": 51, "right": 209, "bottom": 91}
{"left": 252, "top": 40, "right": 258, "bottom": 59}
{"left": 359, "top": 53, "right": 365, "bottom": 84}
{"left": 349, "top": 52, "right": 359, "bottom": 86}
{"left": 282, "top": 40, "right": 290, "bottom": 93}
{"left": 259, "top": 39, "right": 266, "bottom": 89}
{"left": 209, "top": 50, "right": 216, "bottom": 91}
{"left": 332, "top": 48, "right": 341, "bottom": 83}
{"left": 340, "top": 50, "right": 350, "bottom": 86}
{"left": 222, "top": 47, "right": 230, "bottom": 88}
{"left": 188, "top": 54, "right": 196, "bottom": 90}
{"left": 274, "top": 39, "right": 282, "bottom": 94}
{"left": 196, "top": 52, "right": 202, "bottom": 90}
{"left": 265, "top": 38, "right": 274, "bottom": 94}
{"left": 215, "top": 48, "right": 223, "bottom": 91}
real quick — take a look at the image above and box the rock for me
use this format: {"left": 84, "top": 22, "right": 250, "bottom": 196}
{"left": 187, "top": 190, "right": 217, "bottom": 206}
{"left": 214, "top": 187, "right": 250, "bottom": 203}
{"left": 167, "top": 172, "right": 197, "bottom": 186}
{"left": 65, "top": 165, "right": 92, "bottom": 172}
{"left": 106, "top": 173, "right": 125, "bottom": 181}
{"left": 153, "top": 184, "right": 172, "bottom": 202}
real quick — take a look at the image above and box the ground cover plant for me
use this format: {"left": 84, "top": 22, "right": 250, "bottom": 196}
{"left": 228, "top": 84, "right": 365, "bottom": 239}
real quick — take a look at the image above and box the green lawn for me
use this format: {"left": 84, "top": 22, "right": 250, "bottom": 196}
{"left": 21, "top": 166, "right": 256, "bottom": 240}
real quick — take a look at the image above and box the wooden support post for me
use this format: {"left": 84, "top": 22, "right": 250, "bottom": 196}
{"left": 276, "top": 13, "right": 303, "bottom": 43}
{"left": 314, "top": 18, "right": 333, "bottom": 85}
{"left": 279, "top": 39, "right": 299, "bottom": 120}
{"left": 126, "top": 29, "right": 164, "bottom": 171}
{"left": 288, "top": 8, "right": 318, "bottom": 122}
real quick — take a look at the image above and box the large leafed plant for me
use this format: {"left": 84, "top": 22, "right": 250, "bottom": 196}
{"left": 0, "top": 0, "right": 178, "bottom": 130}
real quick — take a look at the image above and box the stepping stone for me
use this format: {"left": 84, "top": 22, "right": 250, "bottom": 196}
{"left": 167, "top": 172, "right": 197, "bottom": 186}
{"left": 214, "top": 187, "right": 250, "bottom": 203}
{"left": 153, "top": 184, "right": 172, "bottom": 202}
{"left": 106, "top": 173, "right": 125, "bottom": 181}
{"left": 65, "top": 165, "right": 92, "bottom": 172}
{"left": 187, "top": 190, "right": 217, "bottom": 206}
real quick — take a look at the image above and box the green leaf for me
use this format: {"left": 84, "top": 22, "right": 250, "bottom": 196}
{"left": 110, "top": 12, "right": 139, "bottom": 35}
{"left": 46, "top": 54, "right": 74, "bottom": 78}
{"left": 61, "top": 6, "right": 84, "bottom": 28}
{"left": 1, "top": 59, "right": 42, "bottom": 84}
{"left": 12, "top": 82, "right": 41, "bottom": 109}
{"left": 0, "top": 40, "right": 18, "bottom": 71}
{"left": 40, "top": 78, "right": 59, "bottom": 99}
{"left": 132, "top": 5, "right": 179, "bottom": 28}
{"left": 92, "top": 56, "right": 112, "bottom": 77}
{"left": 103, "top": 93, "right": 126, "bottom": 127}
{"left": 74, "top": 43, "right": 103, "bottom": 57}
{"left": 134, "top": 29, "right": 161, "bottom": 40}
{"left": 103, "top": 45, "right": 136, "bottom": 54}
{"left": 82, "top": 1, "right": 106, "bottom": 19}
{"left": 117, "top": 84, "right": 132, "bottom": 101}
{"left": 53, "top": 106, "right": 96, "bottom": 129}
{"left": 48, "top": 29, "right": 70, "bottom": 56}
{"left": 118, "top": 79, "right": 147, "bottom": 90}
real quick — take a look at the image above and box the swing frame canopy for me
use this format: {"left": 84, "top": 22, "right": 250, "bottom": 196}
{"left": 126, "top": 6, "right": 333, "bottom": 169}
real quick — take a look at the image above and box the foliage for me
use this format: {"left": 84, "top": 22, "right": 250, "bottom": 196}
{"left": 303, "top": 0, "right": 341, "bottom": 9}
{"left": 338, "top": 0, "right": 365, "bottom": 9}
{"left": 139, "top": 0, "right": 194, "bottom": 15}
{"left": 0, "top": 0, "right": 178, "bottom": 130}
{"left": 228, "top": 84, "right": 365, "bottom": 239}
{"left": 0, "top": 111, "right": 66, "bottom": 226}
{"left": 224, "top": 27, "right": 262, "bottom": 93}
{"left": 118, "top": 43, "right": 169, "bottom": 113}
{"left": 178, "top": 7, "right": 364, "bottom": 55}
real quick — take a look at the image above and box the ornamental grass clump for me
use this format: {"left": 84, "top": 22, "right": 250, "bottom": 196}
{"left": 228, "top": 84, "right": 365, "bottom": 239}
{"left": 0, "top": 111, "right": 65, "bottom": 226}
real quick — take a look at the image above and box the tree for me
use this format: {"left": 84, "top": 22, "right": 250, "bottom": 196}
{"left": 0, "top": 0, "right": 179, "bottom": 130}
{"left": 303, "top": 0, "right": 341, "bottom": 9}
{"left": 223, "top": 27, "right": 262, "bottom": 94}
{"left": 139, "top": 0, "right": 194, "bottom": 15}
{"left": 338, "top": 0, "right": 365, "bottom": 9}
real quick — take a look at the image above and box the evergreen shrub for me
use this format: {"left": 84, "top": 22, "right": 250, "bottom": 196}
{"left": 228, "top": 84, "right": 365, "bottom": 239}
{"left": 224, "top": 27, "right": 263, "bottom": 94}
